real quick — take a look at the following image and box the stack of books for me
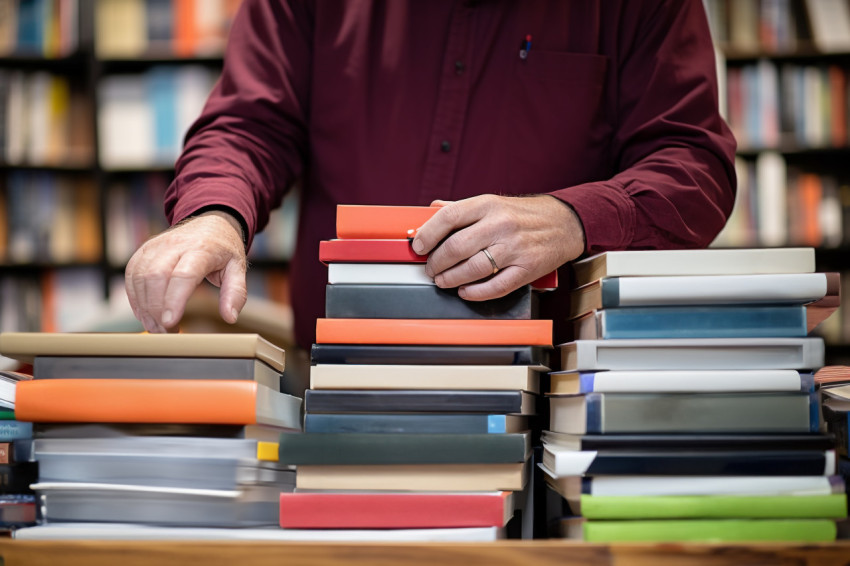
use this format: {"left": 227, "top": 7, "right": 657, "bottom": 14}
{"left": 0, "top": 332, "right": 302, "bottom": 530}
{"left": 276, "top": 204, "right": 556, "bottom": 540}
{"left": 815, "top": 364, "right": 850, "bottom": 535}
{"left": 541, "top": 248, "right": 847, "bottom": 543}
{"left": 0, "top": 369, "right": 37, "bottom": 532}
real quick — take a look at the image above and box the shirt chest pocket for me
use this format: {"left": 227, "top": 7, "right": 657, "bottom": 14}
{"left": 505, "top": 51, "right": 612, "bottom": 192}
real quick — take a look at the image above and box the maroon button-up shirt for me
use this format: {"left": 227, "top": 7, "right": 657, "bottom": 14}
{"left": 166, "top": 0, "right": 737, "bottom": 349}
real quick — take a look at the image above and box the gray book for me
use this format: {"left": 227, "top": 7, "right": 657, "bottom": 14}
{"left": 560, "top": 338, "right": 825, "bottom": 371}
{"left": 550, "top": 392, "right": 817, "bottom": 434}
{"left": 33, "top": 357, "right": 282, "bottom": 391}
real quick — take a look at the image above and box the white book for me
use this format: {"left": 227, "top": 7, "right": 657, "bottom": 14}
{"left": 310, "top": 364, "right": 539, "bottom": 392}
{"left": 14, "top": 523, "right": 504, "bottom": 542}
{"left": 98, "top": 74, "right": 154, "bottom": 169}
{"left": 559, "top": 338, "right": 824, "bottom": 371}
{"left": 804, "top": 0, "right": 850, "bottom": 52}
{"left": 756, "top": 151, "right": 787, "bottom": 247}
{"left": 327, "top": 263, "right": 434, "bottom": 285}
{"left": 572, "top": 248, "right": 814, "bottom": 287}
{"left": 548, "top": 369, "right": 809, "bottom": 394}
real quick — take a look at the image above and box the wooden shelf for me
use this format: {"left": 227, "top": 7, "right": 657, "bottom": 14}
{"left": 1, "top": 540, "right": 849, "bottom": 566}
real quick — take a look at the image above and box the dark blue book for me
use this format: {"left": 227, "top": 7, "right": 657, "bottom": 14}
{"left": 146, "top": 0, "right": 173, "bottom": 45}
{"left": 305, "top": 389, "right": 536, "bottom": 415}
{"left": 574, "top": 304, "right": 808, "bottom": 340}
{"left": 15, "top": 0, "right": 44, "bottom": 53}
{"left": 304, "top": 413, "right": 529, "bottom": 434}
{"left": 310, "top": 344, "right": 550, "bottom": 368}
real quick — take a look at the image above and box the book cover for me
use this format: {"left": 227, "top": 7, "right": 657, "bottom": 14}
{"left": 33, "top": 422, "right": 286, "bottom": 443}
{"left": 572, "top": 304, "right": 808, "bottom": 340}
{"left": 561, "top": 518, "right": 837, "bottom": 543}
{"left": 324, "top": 284, "right": 537, "bottom": 320}
{"left": 315, "top": 318, "right": 553, "bottom": 347}
{"left": 15, "top": 379, "right": 302, "bottom": 430}
{"left": 305, "top": 389, "right": 535, "bottom": 415}
{"left": 577, "top": 494, "right": 847, "bottom": 520}
{"left": 549, "top": 392, "right": 817, "bottom": 434}
{"left": 33, "top": 357, "right": 281, "bottom": 390}
{"left": 327, "top": 263, "right": 557, "bottom": 291}
{"left": 335, "top": 205, "right": 441, "bottom": 239}
{"left": 548, "top": 369, "right": 812, "bottom": 395}
{"left": 0, "top": 421, "right": 33, "bottom": 442}
{"left": 569, "top": 272, "right": 834, "bottom": 319}
{"left": 0, "top": 332, "right": 285, "bottom": 371}
{"left": 559, "top": 338, "right": 825, "bottom": 371}
{"left": 319, "top": 239, "right": 426, "bottom": 263}
{"left": 303, "top": 413, "right": 529, "bottom": 434}
{"left": 310, "top": 364, "right": 539, "bottom": 392}
{"left": 295, "top": 462, "right": 527, "bottom": 491}
{"left": 571, "top": 248, "right": 815, "bottom": 287}
{"left": 0, "top": 494, "right": 36, "bottom": 528}
{"left": 276, "top": 432, "right": 530, "bottom": 465}
{"left": 541, "top": 446, "right": 836, "bottom": 477}
{"left": 279, "top": 491, "right": 513, "bottom": 529}
{"left": 540, "top": 431, "right": 836, "bottom": 452}
{"left": 310, "top": 344, "right": 550, "bottom": 368}
{"left": 0, "top": 462, "right": 38, "bottom": 494}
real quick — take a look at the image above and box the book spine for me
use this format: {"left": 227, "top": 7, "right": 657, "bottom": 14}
{"left": 581, "top": 518, "right": 837, "bottom": 543}
{"left": 303, "top": 414, "right": 512, "bottom": 434}
{"left": 304, "top": 390, "right": 527, "bottom": 414}
{"left": 0, "top": 421, "right": 34, "bottom": 441}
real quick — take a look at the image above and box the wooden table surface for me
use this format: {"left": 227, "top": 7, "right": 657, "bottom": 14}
{"left": 2, "top": 540, "right": 850, "bottom": 566}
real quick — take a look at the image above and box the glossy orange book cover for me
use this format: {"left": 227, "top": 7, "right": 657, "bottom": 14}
{"left": 336, "top": 205, "right": 441, "bottom": 239}
{"left": 315, "top": 318, "right": 553, "bottom": 346}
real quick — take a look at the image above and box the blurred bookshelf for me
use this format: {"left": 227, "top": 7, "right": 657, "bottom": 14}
{"left": 0, "top": 0, "right": 295, "bottom": 338}
{"left": 704, "top": 0, "right": 850, "bottom": 363}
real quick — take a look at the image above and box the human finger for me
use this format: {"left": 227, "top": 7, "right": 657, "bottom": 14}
{"left": 411, "top": 197, "right": 490, "bottom": 256}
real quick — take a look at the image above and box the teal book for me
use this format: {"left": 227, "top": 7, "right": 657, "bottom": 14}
{"left": 578, "top": 494, "right": 848, "bottom": 520}
{"left": 574, "top": 304, "right": 807, "bottom": 340}
{"left": 303, "top": 414, "right": 528, "bottom": 434}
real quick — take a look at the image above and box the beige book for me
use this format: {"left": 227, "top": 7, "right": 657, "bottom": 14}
{"left": 0, "top": 332, "right": 285, "bottom": 371}
{"left": 95, "top": 0, "right": 147, "bottom": 58}
{"left": 296, "top": 462, "right": 527, "bottom": 492}
{"left": 309, "top": 364, "right": 539, "bottom": 393}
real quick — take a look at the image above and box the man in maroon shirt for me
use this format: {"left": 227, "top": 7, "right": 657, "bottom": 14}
{"left": 125, "top": 0, "right": 736, "bottom": 350}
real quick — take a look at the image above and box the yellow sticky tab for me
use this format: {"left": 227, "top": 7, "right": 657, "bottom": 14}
{"left": 256, "top": 441, "right": 279, "bottom": 462}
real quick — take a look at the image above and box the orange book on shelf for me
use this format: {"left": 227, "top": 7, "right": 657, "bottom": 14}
{"left": 829, "top": 65, "right": 847, "bottom": 148}
{"left": 14, "top": 379, "right": 301, "bottom": 429}
{"left": 336, "top": 205, "right": 442, "bottom": 239}
{"left": 173, "top": 0, "right": 198, "bottom": 57}
{"left": 315, "top": 318, "right": 553, "bottom": 346}
{"left": 798, "top": 173, "right": 823, "bottom": 248}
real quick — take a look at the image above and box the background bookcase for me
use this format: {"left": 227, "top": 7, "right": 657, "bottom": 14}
{"left": 3, "top": 1, "right": 850, "bottom": 361}
{"left": 0, "top": 0, "right": 296, "bottom": 351}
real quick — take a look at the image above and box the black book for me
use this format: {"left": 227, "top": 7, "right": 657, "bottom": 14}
{"left": 277, "top": 432, "right": 530, "bottom": 465}
{"left": 304, "top": 413, "right": 530, "bottom": 434}
{"left": 0, "top": 461, "right": 39, "bottom": 494}
{"left": 305, "top": 390, "right": 536, "bottom": 415}
{"left": 542, "top": 432, "right": 837, "bottom": 452}
{"left": 325, "top": 284, "right": 537, "bottom": 319}
{"left": 310, "top": 344, "right": 550, "bottom": 369}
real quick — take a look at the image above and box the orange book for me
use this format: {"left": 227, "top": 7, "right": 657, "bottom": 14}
{"left": 315, "top": 318, "right": 553, "bottom": 346}
{"left": 173, "top": 0, "right": 197, "bottom": 57}
{"left": 798, "top": 173, "right": 823, "bottom": 247}
{"left": 336, "top": 205, "right": 441, "bottom": 239}
{"left": 829, "top": 65, "right": 847, "bottom": 148}
{"left": 14, "top": 379, "right": 301, "bottom": 429}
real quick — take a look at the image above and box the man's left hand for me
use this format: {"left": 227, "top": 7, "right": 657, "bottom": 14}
{"left": 411, "top": 194, "right": 585, "bottom": 301}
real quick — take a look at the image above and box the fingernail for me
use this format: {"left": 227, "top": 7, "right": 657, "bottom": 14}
{"left": 412, "top": 239, "right": 424, "bottom": 254}
{"left": 230, "top": 308, "right": 239, "bottom": 322}
{"left": 162, "top": 310, "right": 174, "bottom": 326}
{"left": 142, "top": 315, "right": 158, "bottom": 332}
{"left": 458, "top": 287, "right": 467, "bottom": 299}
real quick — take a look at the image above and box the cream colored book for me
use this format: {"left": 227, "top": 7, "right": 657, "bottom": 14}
{"left": 309, "top": 364, "right": 539, "bottom": 393}
{"left": 296, "top": 462, "right": 528, "bottom": 492}
{"left": 0, "top": 332, "right": 285, "bottom": 371}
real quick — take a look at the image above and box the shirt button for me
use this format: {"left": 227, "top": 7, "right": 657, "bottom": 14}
{"left": 440, "top": 140, "right": 451, "bottom": 153}
{"left": 454, "top": 60, "right": 465, "bottom": 75}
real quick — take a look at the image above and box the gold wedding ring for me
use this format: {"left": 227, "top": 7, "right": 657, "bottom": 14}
{"left": 482, "top": 248, "right": 499, "bottom": 275}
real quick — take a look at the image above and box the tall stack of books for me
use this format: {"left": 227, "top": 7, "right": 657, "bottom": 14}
{"left": 0, "top": 332, "right": 301, "bottom": 530}
{"left": 276, "top": 205, "right": 555, "bottom": 540}
{"left": 541, "top": 248, "right": 848, "bottom": 543}
{"left": 0, "top": 369, "right": 37, "bottom": 532}
{"left": 814, "top": 364, "right": 850, "bottom": 536}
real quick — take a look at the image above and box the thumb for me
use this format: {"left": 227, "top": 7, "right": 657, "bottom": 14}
{"left": 218, "top": 258, "right": 249, "bottom": 324}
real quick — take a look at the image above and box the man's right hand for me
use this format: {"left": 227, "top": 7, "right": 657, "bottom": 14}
{"left": 124, "top": 210, "right": 249, "bottom": 333}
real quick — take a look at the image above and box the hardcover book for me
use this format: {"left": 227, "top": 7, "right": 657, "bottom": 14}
{"left": 327, "top": 263, "right": 558, "bottom": 291}
{"left": 279, "top": 491, "right": 514, "bottom": 529}
{"left": 569, "top": 272, "right": 835, "bottom": 318}
{"left": 539, "top": 431, "right": 837, "bottom": 452}
{"left": 315, "top": 318, "right": 553, "bottom": 347}
{"left": 571, "top": 247, "right": 815, "bottom": 287}
{"left": 559, "top": 338, "right": 825, "bottom": 371}
{"left": 15, "top": 379, "right": 302, "bottom": 430}
{"left": 319, "top": 239, "right": 427, "bottom": 263}
{"left": 276, "top": 432, "right": 530, "bottom": 465}
{"left": 310, "top": 344, "right": 551, "bottom": 369}
{"left": 548, "top": 392, "right": 817, "bottom": 434}
{"left": 32, "top": 356, "right": 282, "bottom": 391}
{"left": 303, "top": 413, "right": 529, "bottom": 434}
{"left": 305, "top": 389, "right": 535, "bottom": 415}
{"left": 571, "top": 304, "right": 808, "bottom": 340}
{"left": 0, "top": 332, "right": 286, "bottom": 371}
{"left": 335, "top": 205, "right": 441, "bottom": 239}
{"left": 310, "top": 364, "right": 540, "bottom": 392}
{"left": 324, "top": 284, "right": 537, "bottom": 320}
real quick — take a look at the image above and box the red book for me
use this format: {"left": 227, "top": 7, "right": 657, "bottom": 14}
{"left": 315, "top": 318, "right": 553, "bottom": 346}
{"left": 336, "top": 205, "right": 441, "bottom": 239}
{"left": 279, "top": 491, "right": 514, "bottom": 529}
{"left": 319, "top": 239, "right": 426, "bottom": 264}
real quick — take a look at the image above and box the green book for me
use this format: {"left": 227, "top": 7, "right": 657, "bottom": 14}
{"left": 0, "top": 409, "right": 16, "bottom": 420}
{"left": 579, "top": 494, "right": 848, "bottom": 519}
{"left": 566, "top": 519, "right": 838, "bottom": 543}
{"left": 277, "top": 432, "right": 530, "bottom": 465}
